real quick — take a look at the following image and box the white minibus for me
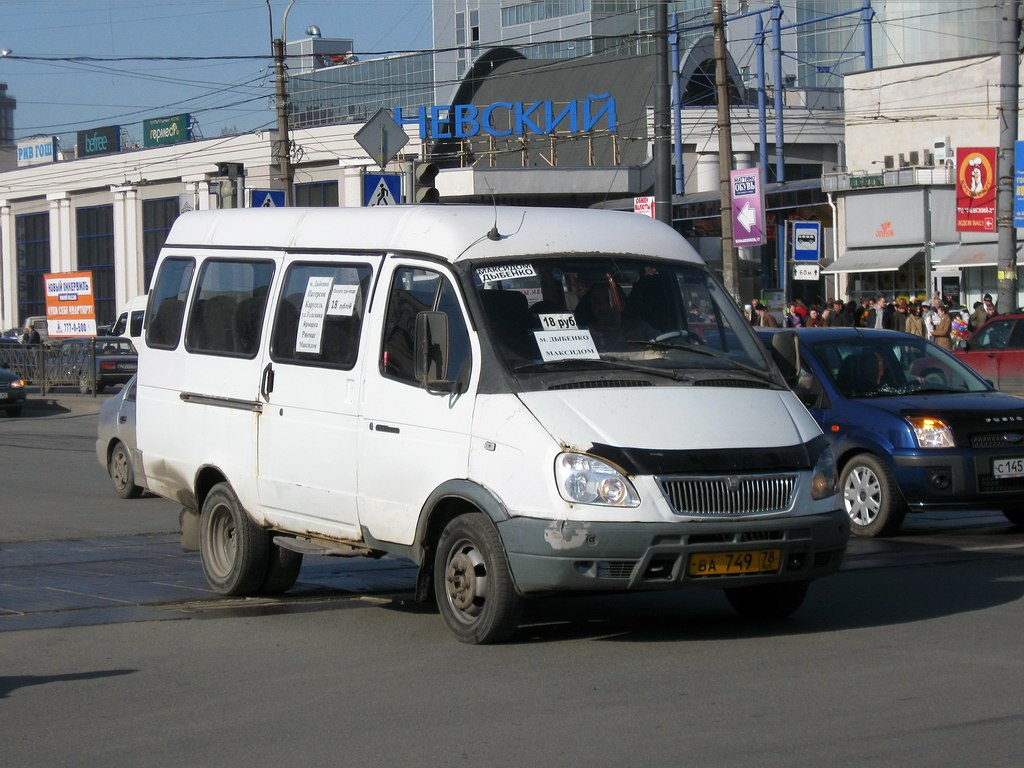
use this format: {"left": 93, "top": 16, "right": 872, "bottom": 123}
{"left": 137, "top": 206, "right": 847, "bottom": 643}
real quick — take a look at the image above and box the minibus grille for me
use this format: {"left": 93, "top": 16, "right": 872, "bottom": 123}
{"left": 656, "top": 474, "right": 797, "bottom": 516}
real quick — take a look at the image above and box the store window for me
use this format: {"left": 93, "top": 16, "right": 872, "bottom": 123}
{"left": 15, "top": 212, "right": 49, "bottom": 323}
{"left": 294, "top": 181, "right": 339, "bottom": 207}
{"left": 143, "top": 198, "right": 180, "bottom": 290}
{"left": 76, "top": 205, "right": 115, "bottom": 326}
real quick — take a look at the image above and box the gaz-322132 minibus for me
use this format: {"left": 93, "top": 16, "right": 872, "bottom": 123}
{"left": 136, "top": 206, "right": 848, "bottom": 644}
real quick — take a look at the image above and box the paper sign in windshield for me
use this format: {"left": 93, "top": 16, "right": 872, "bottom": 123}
{"left": 297, "top": 276, "right": 334, "bottom": 353}
{"left": 538, "top": 313, "right": 578, "bottom": 331}
{"left": 534, "top": 329, "right": 599, "bottom": 361}
{"left": 327, "top": 284, "right": 358, "bottom": 316}
{"left": 476, "top": 264, "right": 537, "bottom": 284}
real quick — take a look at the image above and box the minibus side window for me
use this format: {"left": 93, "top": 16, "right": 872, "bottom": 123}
{"left": 146, "top": 257, "right": 194, "bottom": 350}
{"left": 184, "top": 259, "right": 276, "bottom": 358}
{"left": 128, "top": 310, "right": 144, "bottom": 338}
{"left": 270, "top": 262, "right": 372, "bottom": 369}
{"left": 381, "top": 267, "right": 471, "bottom": 386}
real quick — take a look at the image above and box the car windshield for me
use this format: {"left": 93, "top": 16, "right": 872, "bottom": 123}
{"left": 469, "top": 256, "right": 771, "bottom": 378}
{"left": 810, "top": 336, "right": 991, "bottom": 398}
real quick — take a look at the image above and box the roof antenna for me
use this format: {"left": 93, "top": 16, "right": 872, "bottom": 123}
{"left": 485, "top": 183, "right": 501, "bottom": 240}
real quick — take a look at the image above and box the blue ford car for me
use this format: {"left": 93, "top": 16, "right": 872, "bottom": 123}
{"left": 758, "top": 327, "right": 1024, "bottom": 536}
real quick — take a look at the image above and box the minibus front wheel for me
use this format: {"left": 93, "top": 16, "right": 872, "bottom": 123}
{"left": 435, "top": 512, "right": 522, "bottom": 644}
{"left": 200, "top": 482, "right": 270, "bottom": 596}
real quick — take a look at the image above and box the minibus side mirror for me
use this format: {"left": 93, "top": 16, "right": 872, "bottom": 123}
{"left": 770, "top": 330, "right": 801, "bottom": 388}
{"left": 415, "top": 311, "right": 456, "bottom": 393}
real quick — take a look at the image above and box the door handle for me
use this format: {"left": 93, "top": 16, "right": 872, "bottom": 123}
{"left": 260, "top": 363, "right": 275, "bottom": 401}
{"left": 373, "top": 423, "right": 400, "bottom": 434}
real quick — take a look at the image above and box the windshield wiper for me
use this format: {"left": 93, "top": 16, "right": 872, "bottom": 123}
{"left": 625, "top": 339, "right": 774, "bottom": 382}
{"left": 512, "top": 357, "right": 686, "bottom": 381}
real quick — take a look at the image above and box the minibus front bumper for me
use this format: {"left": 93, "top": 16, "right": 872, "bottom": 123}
{"left": 497, "top": 509, "right": 849, "bottom": 594}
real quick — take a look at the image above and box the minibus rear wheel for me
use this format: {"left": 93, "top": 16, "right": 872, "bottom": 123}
{"left": 200, "top": 482, "right": 270, "bottom": 596}
{"left": 435, "top": 513, "right": 522, "bottom": 644}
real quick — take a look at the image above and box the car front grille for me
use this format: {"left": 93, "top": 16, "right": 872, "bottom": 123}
{"left": 656, "top": 474, "right": 797, "bottom": 517}
{"left": 969, "top": 431, "right": 1024, "bottom": 450}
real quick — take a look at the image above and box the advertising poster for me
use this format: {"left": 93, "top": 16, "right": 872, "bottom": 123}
{"left": 730, "top": 168, "right": 765, "bottom": 247}
{"left": 44, "top": 271, "right": 96, "bottom": 337}
{"left": 956, "top": 147, "right": 996, "bottom": 233}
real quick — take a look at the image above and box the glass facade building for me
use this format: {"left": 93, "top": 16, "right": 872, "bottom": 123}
{"left": 290, "top": 52, "right": 435, "bottom": 129}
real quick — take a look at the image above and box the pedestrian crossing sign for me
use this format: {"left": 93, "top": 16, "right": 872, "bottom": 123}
{"left": 363, "top": 173, "right": 402, "bottom": 207}
{"left": 250, "top": 189, "right": 286, "bottom": 208}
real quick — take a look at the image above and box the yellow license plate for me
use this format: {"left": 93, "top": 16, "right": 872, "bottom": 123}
{"left": 688, "top": 549, "right": 781, "bottom": 577}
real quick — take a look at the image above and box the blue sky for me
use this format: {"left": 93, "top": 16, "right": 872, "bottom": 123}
{"left": 1, "top": 0, "right": 433, "bottom": 144}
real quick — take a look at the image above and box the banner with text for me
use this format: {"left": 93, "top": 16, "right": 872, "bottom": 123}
{"left": 44, "top": 271, "right": 97, "bottom": 338}
{"left": 956, "top": 147, "right": 996, "bottom": 233}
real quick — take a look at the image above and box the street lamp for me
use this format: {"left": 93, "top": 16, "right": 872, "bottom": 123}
{"left": 267, "top": 1, "right": 296, "bottom": 206}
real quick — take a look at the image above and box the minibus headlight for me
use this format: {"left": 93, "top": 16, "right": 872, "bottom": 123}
{"left": 810, "top": 444, "right": 838, "bottom": 500}
{"left": 9, "top": 378, "right": 25, "bottom": 389}
{"left": 555, "top": 452, "right": 640, "bottom": 507}
{"left": 905, "top": 416, "right": 955, "bottom": 449}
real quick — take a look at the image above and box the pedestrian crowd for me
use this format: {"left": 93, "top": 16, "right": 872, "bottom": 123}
{"left": 749, "top": 292, "right": 999, "bottom": 349}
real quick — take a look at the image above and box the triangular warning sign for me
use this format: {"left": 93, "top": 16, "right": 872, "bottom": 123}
{"left": 261, "top": 195, "right": 276, "bottom": 207}
{"left": 369, "top": 179, "right": 396, "bottom": 206}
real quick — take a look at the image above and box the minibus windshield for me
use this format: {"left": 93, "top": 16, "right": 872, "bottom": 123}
{"left": 469, "top": 256, "right": 772, "bottom": 378}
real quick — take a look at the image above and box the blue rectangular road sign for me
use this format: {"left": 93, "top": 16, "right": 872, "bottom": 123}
{"left": 251, "top": 189, "right": 286, "bottom": 208}
{"left": 363, "top": 173, "right": 402, "bottom": 206}
{"left": 1015, "top": 141, "right": 1024, "bottom": 227}
{"left": 792, "top": 221, "right": 821, "bottom": 262}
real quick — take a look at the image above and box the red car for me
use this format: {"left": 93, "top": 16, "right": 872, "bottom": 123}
{"left": 954, "top": 312, "right": 1024, "bottom": 394}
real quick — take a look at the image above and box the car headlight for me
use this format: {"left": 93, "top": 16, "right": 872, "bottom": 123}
{"left": 555, "top": 452, "right": 640, "bottom": 507}
{"left": 9, "top": 378, "right": 25, "bottom": 389}
{"left": 905, "top": 416, "right": 955, "bottom": 449}
{"left": 810, "top": 443, "right": 838, "bottom": 500}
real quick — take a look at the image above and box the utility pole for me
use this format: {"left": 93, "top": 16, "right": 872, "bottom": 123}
{"left": 270, "top": 0, "right": 296, "bottom": 206}
{"left": 996, "top": 0, "right": 1020, "bottom": 311}
{"left": 654, "top": 1, "right": 672, "bottom": 226}
{"left": 713, "top": 0, "right": 739, "bottom": 301}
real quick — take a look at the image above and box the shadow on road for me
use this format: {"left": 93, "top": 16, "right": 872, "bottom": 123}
{"left": 0, "top": 669, "right": 136, "bottom": 699}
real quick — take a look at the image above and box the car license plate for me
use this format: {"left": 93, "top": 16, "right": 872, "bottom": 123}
{"left": 993, "top": 457, "right": 1024, "bottom": 479}
{"left": 688, "top": 549, "right": 781, "bottom": 577}
{"left": 0, "top": 392, "right": 7, "bottom": 399}
{"left": 119, "top": 363, "right": 137, "bottom": 371}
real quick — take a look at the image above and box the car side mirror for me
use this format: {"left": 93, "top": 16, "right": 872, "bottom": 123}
{"left": 415, "top": 311, "right": 457, "bottom": 394}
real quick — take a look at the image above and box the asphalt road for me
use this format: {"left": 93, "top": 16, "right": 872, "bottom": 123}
{"left": 2, "top": 392, "right": 1024, "bottom": 766}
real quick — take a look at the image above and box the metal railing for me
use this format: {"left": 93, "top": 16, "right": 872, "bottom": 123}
{"left": 0, "top": 341, "right": 97, "bottom": 395}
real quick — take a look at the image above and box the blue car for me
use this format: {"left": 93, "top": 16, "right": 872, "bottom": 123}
{"left": 758, "top": 327, "right": 1024, "bottom": 536}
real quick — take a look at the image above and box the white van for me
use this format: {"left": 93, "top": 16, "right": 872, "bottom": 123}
{"left": 137, "top": 206, "right": 848, "bottom": 643}
{"left": 109, "top": 293, "right": 147, "bottom": 341}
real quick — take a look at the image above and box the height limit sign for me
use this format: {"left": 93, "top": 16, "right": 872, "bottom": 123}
{"left": 730, "top": 168, "right": 765, "bottom": 247}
